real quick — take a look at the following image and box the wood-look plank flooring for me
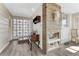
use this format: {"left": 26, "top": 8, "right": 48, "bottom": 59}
{"left": 0, "top": 41, "right": 29, "bottom": 56}
{"left": 0, "top": 40, "right": 42, "bottom": 56}
{"left": 47, "top": 42, "right": 79, "bottom": 56}
{"left": 0, "top": 40, "right": 79, "bottom": 56}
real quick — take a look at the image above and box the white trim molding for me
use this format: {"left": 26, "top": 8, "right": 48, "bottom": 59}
{"left": 0, "top": 42, "right": 9, "bottom": 53}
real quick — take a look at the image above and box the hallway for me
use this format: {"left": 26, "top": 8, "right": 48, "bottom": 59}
{"left": 0, "top": 40, "right": 31, "bottom": 56}
{"left": 1, "top": 3, "right": 79, "bottom": 56}
{"left": 0, "top": 40, "right": 42, "bottom": 56}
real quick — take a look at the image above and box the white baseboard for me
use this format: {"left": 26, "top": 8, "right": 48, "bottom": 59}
{"left": 0, "top": 42, "right": 9, "bottom": 53}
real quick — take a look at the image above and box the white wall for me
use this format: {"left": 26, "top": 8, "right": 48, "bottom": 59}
{"left": 33, "top": 4, "right": 43, "bottom": 49}
{"left": 61, "top": 14, "right": 72, "bottom": 43}
{"left": 0, "top": 4, "right": 12, "bottom": 53}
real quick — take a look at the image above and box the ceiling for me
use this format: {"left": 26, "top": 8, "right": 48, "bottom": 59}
{"left": 58, "top": 3, "right": 79, "bottom": 14}
{"left": 4, "top": 3, "right": 79, "bottom": 18}
{"left": 4, "top": 3, "right": 41, "bottom": 18}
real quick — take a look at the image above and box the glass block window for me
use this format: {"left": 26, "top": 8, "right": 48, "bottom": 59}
{"left": 12, "top": 18, "right": 33, "bottom": 39}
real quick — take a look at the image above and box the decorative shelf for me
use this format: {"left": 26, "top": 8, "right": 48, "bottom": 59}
{"left": 47, "top": 39, "right": 61, "bottom": 52}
